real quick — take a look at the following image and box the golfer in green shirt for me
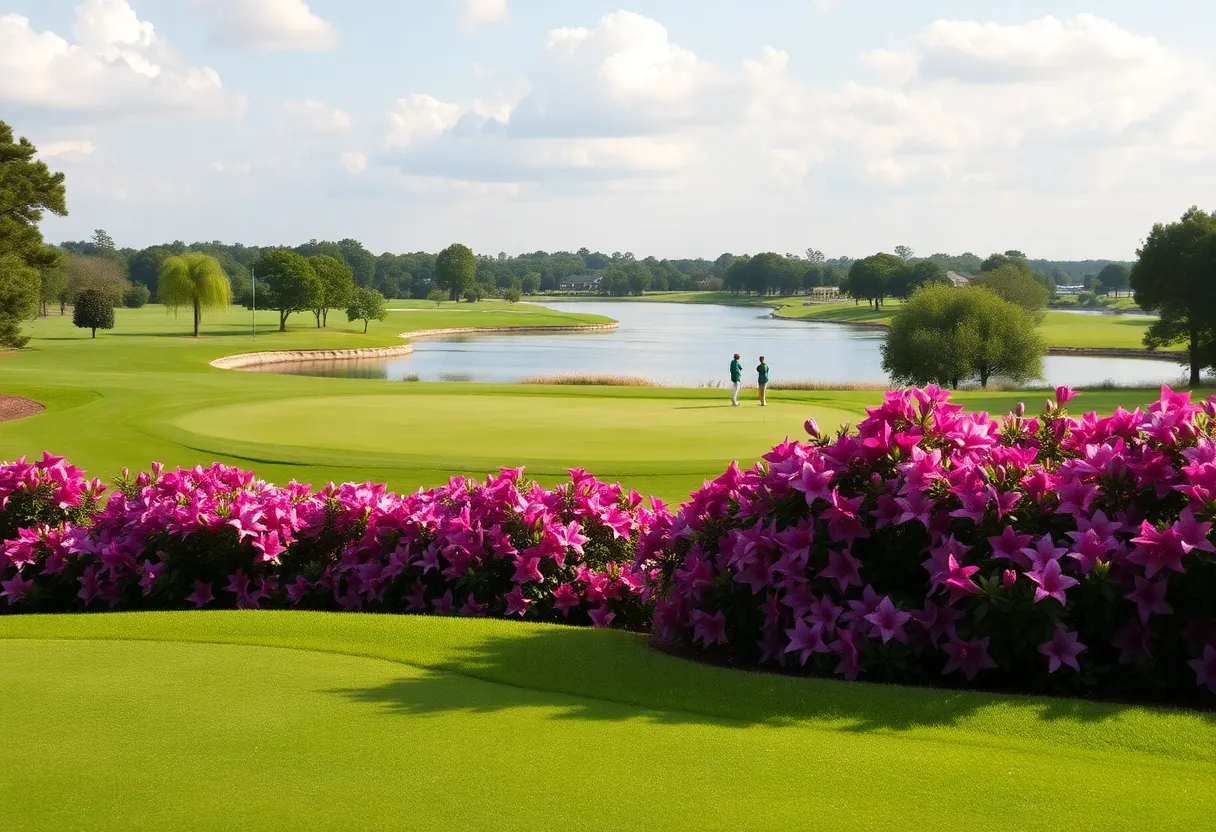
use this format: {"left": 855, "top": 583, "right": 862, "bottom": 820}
{"left": 757, "top": 356, "right": 769, "bottom": 406}
{"left": 729, "top": 353, "right": 742, "bottom": 406}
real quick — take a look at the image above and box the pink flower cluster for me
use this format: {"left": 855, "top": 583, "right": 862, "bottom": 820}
{"left": 0, "top": 460, "right": 669, "bottom": 630}
{"left": 647, "top": 386, "right": 1216, "bottom": 701}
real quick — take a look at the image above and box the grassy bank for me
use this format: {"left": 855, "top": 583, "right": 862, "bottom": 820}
{"left": 1, "top": 612, "right": 1211, "bottom": 831}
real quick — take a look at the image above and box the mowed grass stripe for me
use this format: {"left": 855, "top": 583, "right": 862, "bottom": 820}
{"left": 0, "top": 613, "right": 1212, "bottom": 832}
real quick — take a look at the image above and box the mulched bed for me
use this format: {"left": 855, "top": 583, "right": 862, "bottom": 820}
{"left": 0, "top": 395, "right": 45, "bottom": 422}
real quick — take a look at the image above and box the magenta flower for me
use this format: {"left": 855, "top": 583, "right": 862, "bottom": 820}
{"left": 1039, "top": 629, "right": 1086, "bottom": 673}
{"left": 186, "top": 581, "right": 214, "bottom": 609}
{"left": 691, "top": 609, "right": 728, "bottom": 647}
{"left": 941, "top": 636, "right": 997, "bottom": 680}
{"left": 552, "top": 583, "right": 580, "bottom": 617}
{"left": 791, "top": 457, "right": 836, "bottom": 505}
{"left": 459, "top": 596, "right": 487, "bottom": 618}
{"left": 1001, "top": 569, "right": 1017, "bottom": 588}
{"left": 511, "top": 554, "right": 544, "bottom": 584}
{"left": 78, "top": 566, "right": 104, "bottom": 605}
{"left": 1125, "top": 576, "right": 1172, "bottom": 623}
{"left": 943, "top": 556, "right": 981, "bottom": 605}
{"left": 807, "top": 595, "right": 843, "bottom": 633}
{"left": 1027, "top": 559, "right": 1078, "bottom": 605}
{"left": 1128, "top": 523, "right": 1188, "bottom": 578}
{"left": 504, "top": 585, "right": 531, "bottom": 617}
{"left": 1021, "top": 536, "right": 1068, "bottom": 572}
{"left": 588, "top": 605, "right": 616, "bottom": 628}
{"left": 286, "top": 576, "right": 311, "bottom": 605}
{"left": 1174, "top": 508, "right": 1216, "bottom": 554}
{"left": 1055, "top": 386, "right": 1078, "bottom": 408}
{"left": 138, "top": 559, "right": 162, "bottom": 596}
{"left": 0, "top": 573, "right": 34, "bottom": 605}
{"left": 1189, "top": 646, "right": 1216, "bottom": 694}
{"left": 820, "top": 550, "right": 863, "bottom": 593}
{"left": 989, "top": 526, "right": 1033, "bottom": 568}
{"left": 785, "top": 618, "right": 829, "bottom": 665}
{"left": 432, "top": 591, "right": 454, "bottom": 616}
{"left": 864, "top": 597, "right": 912, "bottom": 644}
{"left": 831, "top": 627, "right": 864, "bottom": 680}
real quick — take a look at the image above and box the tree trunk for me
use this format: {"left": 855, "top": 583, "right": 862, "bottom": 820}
{"left": 1190, "top": 325, "right": 1201, "bottom": 387}
{"left": 363, "top": 318, "right": 369, "bottom": 334}
{"left": 91, "top": 328, "right": 96, "bottom": 338}
{"left": 280, "top": 311, "right": 288, "bottom": 333}
{"left": 315, "top": 311, "right": 322, "bottom": 328}
{"left": 193, "top": 297, "right": 200, "bottom": 337}
{"left": 323, "top": 309, "right": 328, "bottom": 327}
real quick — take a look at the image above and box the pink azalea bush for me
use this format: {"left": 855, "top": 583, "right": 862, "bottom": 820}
{"left": 0, "top": 461, "right": 668, "bottom": 630}
{"left": 645, "top": 386, "right": 1216, "bottom": 702}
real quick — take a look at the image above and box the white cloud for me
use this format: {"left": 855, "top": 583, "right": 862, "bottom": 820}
{"left": 459, "top": 0, "right": 508, "bottom": 28}
{"left": 340, "top": 151, "right": 366, "bottom": 175}
{"left": 387, "top": 94, "right": 466, "bottom": 148}
{"left": 0, "top": 0, "right": 240, "bottom": 117}
{"left": 193, "top": 0, "right": 338, "bottom": 51}
{"left": 38, "top": 140, "right": 96, "bottom": 158}
{"left": 284, "top": 100, "right": 352, "bottom": 133}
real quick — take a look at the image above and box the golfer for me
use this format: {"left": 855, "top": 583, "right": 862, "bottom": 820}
{"left": 756, "top": 356, "right": 769, "bottom": 406}
{"left": 729, "top": 353, "right": 742, "bottom": 406}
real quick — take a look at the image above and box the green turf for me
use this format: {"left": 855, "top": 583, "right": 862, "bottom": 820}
{"left": 0, "top": 303, "right": 1203, "bottom": 503}
{"left": 0, "top": 612, "right": 1210, "bottom": 831}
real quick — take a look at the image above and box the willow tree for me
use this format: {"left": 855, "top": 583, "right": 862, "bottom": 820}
{"left": 158, "top": 253, "right": 231, "bottom": 337}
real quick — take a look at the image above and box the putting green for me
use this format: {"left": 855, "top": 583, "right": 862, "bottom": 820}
{"left": 1, "top": 613, "right": 1212, "bottom": 831}
{"left": 170, "top": 394, "right": 854, "bottom": 475}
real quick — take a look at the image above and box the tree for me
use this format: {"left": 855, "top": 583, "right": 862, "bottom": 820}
{"left": 346, "top": 287, "right": 387, "bottom": 333}
{"left": 91, "top": 229, "right": 116, "bottom": 256}
{"left": 158, "top": 253, "right": 232, "bottom": 337}
{"left": 435, "top": 243, "right": 477, "bottom": 301}
{"left": 337, "top": 238, "right": 376, "bottom": 288}
{"left": 65, "top": 255, "right": 129, "bottom": 306}
{"left": 504, "top": 287, "right": 522, "bottom": 303}
{"left": 37, "top": 247, "right": 66, "bottom": 317}
{"left": 521, "top": 273, "right": 541, "bottom": 295}
{"left": 894, "top": 245, "right": 915, "bottom": 261}
{"left": 427, "top": 288, "right": 446, "bottom": 306}
{"left": 72, "top": 288, "right": 114, "bottom": 338}
{"left": 123, "top": 284, "right": 150, "bottom": 308}
{"left": 980, "top": 251, "right": 1030, "bottom": 274}
{"left": 974, "top": 263, "right": 1049, "bottom": 316}
{"left": 0, "top": 121, "right": 68, "bottom": 273}
{"left": 1131, "top": 206, "right": 1216, "bottom": 386}
{"left": 846, "top": 253, "right": 903, "bottom": 308}
{"left": 308, "top": 255, "right": 355, "bottom": 327}
{"left": 254, "top": 250, "right": 320, "bottom": 332}
{"left": 1098, "top": 263, "right": 1131, "bottom": 297}
{"left": 890, "top": 259, "right": 948, "bottom": 299}
{"left": 0, "top": 254, "right": 40, "bottom": 348}
{"left": 1, "top": 122, "right": 68, "bottom": 345}
{"left": 883, "top": 285, "right": 1044, "bottom": 388}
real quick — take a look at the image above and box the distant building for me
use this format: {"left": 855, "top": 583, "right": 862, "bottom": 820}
{"left": 946, "top": 271, "right": 974, "bottom": 287}
{"left": 807, "top": 286, "right": 841, "bottom": 302}
{"left": 558, "top": 274, "right": 602, "bottom": 291}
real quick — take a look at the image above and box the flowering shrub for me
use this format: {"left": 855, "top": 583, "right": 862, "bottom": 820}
{"left": 647, "top": 386, "right": 1216, "bottom": 702}
{"left": 0, "top": 460, "right": 668, "bottom": 630}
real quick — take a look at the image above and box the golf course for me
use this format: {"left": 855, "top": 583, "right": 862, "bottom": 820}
{"left": 2, "top": 298, "right": 1213, "bottom": 832}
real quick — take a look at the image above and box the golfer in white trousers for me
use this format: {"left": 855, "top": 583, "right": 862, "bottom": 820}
{"left": 729, "top": 353, "right": 742, "bottom": 406}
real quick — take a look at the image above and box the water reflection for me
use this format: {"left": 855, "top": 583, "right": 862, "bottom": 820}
{"left": 245, "top": 302, "right": 1188, "bottom": 389}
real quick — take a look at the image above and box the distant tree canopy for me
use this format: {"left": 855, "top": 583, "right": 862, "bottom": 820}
{"left": 66, "top": 255, "right": 130, "bottom": 307}
{"left": 1131, "top": 206, "right": 1216, "bottom": 386}
{"left": 72, "top": 288, "right": 115, "bottom": 338}
{"left": 882, "top": 284, "right": 1045, "bottom": 388}
{"left": 255, "top": 250, "right": 320, "bottom": 332}
{"left": 0, "top": 254, "right": 41, "bottom": 348}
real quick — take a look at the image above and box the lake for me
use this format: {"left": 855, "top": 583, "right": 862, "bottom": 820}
{"left": 248, "top": 301, "right": 1187, "bottom": 388}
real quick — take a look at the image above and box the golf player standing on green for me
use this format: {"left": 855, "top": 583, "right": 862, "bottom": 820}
{"left": 757, "top": 356, "right": 769, "bottom": 406}
{"left": 729, "top": 353, "right": 743, "bottom": 406}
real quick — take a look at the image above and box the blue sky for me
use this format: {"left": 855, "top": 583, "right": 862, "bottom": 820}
{"left": 4, "top": 1, "right": 1215, "bottom": 259}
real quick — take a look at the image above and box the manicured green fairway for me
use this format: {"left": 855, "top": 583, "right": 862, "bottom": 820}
{"left": 0, "top": 612, "right": 1211, "bottom": 831}
{"left": 0, "top": 302, "right": 1202, "bottom": 503}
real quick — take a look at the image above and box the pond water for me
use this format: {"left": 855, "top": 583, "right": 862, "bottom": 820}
{"left": 249, "top": 302, "right": 1187, "bottom": 389}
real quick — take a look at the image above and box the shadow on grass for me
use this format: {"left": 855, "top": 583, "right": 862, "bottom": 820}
{"left": 324, "top": 624, "right": 1206, "bottom": 735}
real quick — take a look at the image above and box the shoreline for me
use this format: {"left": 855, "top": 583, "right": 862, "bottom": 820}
{"left": 209, "top": 322, "right": 619, "bottom": 370}
{"left": 770, "top": 312, "right": 1182, "bottom": 362}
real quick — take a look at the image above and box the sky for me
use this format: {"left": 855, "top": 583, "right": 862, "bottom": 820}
{"left": 3, "top": 0, "right": 1215, "bottom": 260}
